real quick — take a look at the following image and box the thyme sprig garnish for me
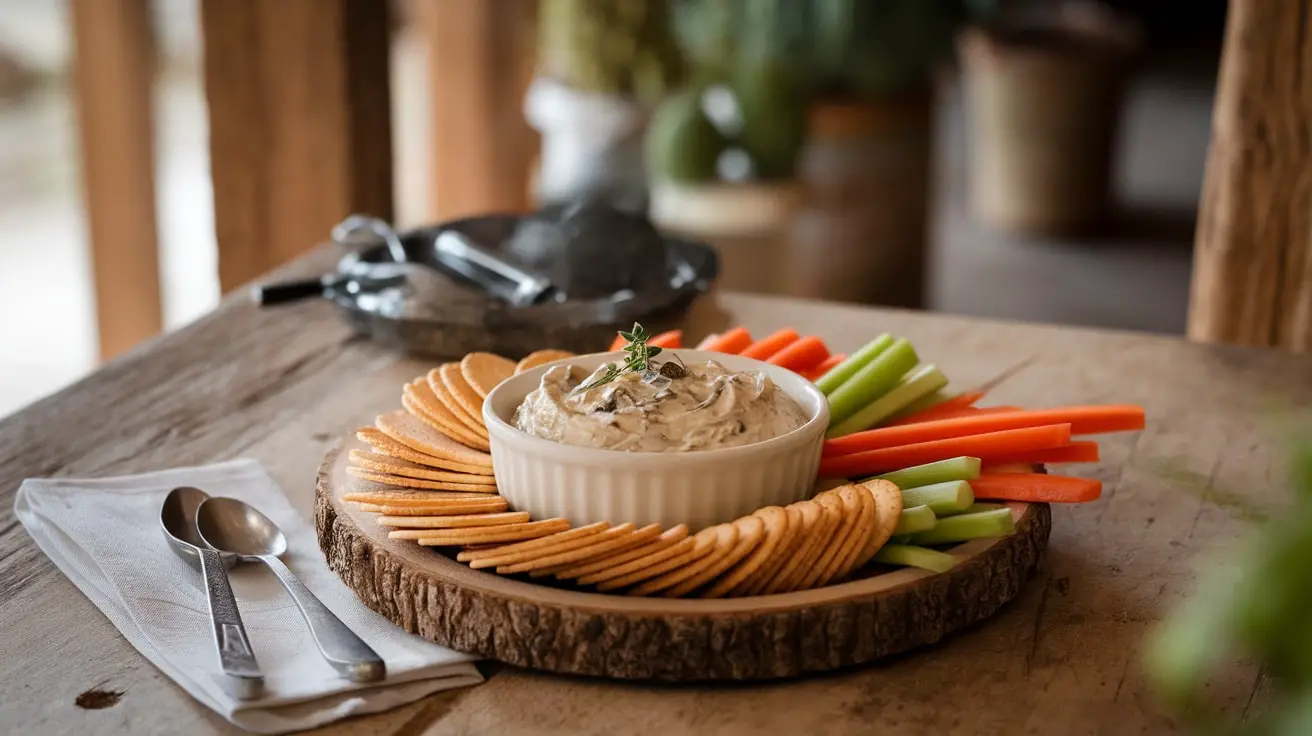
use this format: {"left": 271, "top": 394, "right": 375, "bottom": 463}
{"left": 576, "top": 323, "right": 663, "bottom": 392}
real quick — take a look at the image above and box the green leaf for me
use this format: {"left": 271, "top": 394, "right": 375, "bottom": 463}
{"left": 649, "top": 346, "right": 663, "bottom": 357}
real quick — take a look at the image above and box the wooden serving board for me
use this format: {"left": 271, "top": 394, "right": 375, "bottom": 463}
{"left": 315, "top": 441, "right": 1051, "bottom": 681}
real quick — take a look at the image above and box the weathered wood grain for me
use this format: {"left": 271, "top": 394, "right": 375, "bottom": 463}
{"left": 1, "top": 246, "right": 1310, "bottom": 734}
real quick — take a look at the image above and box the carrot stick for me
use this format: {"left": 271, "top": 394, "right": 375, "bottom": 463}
{"left": 888, "top": 391, "right": 985, "bottom": 425}
{"left": 767, "top": 336, "right": 829, "bottom": 372}
{"left": 802, "top": 352, "right": 847, "bottom": 381}
{"left": 698, "top": 326, "right": 753, "bottom": 355}
{"left": 984, "top": 441, "right": 1100, "bottom": 466}
{"left": 608, "top": 333, "right": 627, "bottom": 351}
{"left": 969, "top": 473, "right": 1103, "bottom": 503}
{"left": 818, "top": 424, "right": 1073, "bottom": 478}
{"left": 647, "top": 330, "right": 683, "bottom": 349}
{"left": 740, "top": 328, "right": 800, "bottom": 361}
{"left": 823, "top": 405, "right": 1143, "bottom": 457}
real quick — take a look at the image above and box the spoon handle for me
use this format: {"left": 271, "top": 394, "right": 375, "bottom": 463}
{"left": 260, "top": 555, "right": 386, "bottom": 683}
{"left": 198, "top": 548, "right": 264, "bottom": 699}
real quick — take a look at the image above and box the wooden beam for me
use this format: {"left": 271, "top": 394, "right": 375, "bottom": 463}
{"left": 1187, "top": 0, "right": 1312, "bottom": 352}
{"left": 201, "top": 0, "right": 394, "bottom": 293}
{"left": 69, "top": 0, "right": 163, "bottom": 360}
{"left": 415, "top": 0, "right": 538, "bottom": 220}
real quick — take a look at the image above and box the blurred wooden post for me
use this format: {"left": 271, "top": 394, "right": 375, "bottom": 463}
{"left": 414, "top": 0, "right": 538, "bottom": 220}
{"left": 200, "top": 0, "right": 394, "bottom": 293}
{"left": 70, "top": 0, "right": 163, "bottom": 360}
{"left": 1187, "top": 0, "right": 1312, "bottom": 352}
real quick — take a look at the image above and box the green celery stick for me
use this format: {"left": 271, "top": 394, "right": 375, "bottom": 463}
{"left": 894, "top": 505, "right": 937, "bottom": 535}
{"left": 826, "top": 365, "right": 949, "bottom": 438}
{"left": 938, "top": 502, "right": 1006, "bottom": 516}
{"left": 909, "top": 508, "right": 1015, "bottom": 545}
{"left": 814, "top": 334, "right": 893, "bottom": 395}
{"left": 885, "top": 388, "right": 957, "bottom": 423}
{"left": 870, "top": 457, "right": 981, "bottom": 488}
{"left": 826, "top": 338, "right": 919, "bottom": 425}
{"left": 873, "top": 545, "right": 957, "bottom": 573}
{"left": 900, "top": 480, "right": 974, "bottom": 514}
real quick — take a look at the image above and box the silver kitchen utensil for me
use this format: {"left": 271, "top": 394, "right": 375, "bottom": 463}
{"left": 160, "top": 487, "right": 264, "bottom": 700}
{"left": 195, "top": 497, "right": 386, "bottom": 683}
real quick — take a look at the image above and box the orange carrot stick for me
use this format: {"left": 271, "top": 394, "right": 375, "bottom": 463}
{"left": 740, "top": 328, "right": 800, "bottom": 361}
{"left": 823, "top": 405, "right": 1143, "bottom": 457}
{"left": 647, "top": 330, "right": 683, "bottom": 349}
{"left": 984, "top": 441, "right": 1100, "bottom": 466}
{"left": 608, "top": 333, "right": 627, "bottom": 351}
{"left": 767, "top": 336, "right": 830, "bottom": 372}
{"left": 698, "top": 327, "right": 753, "bottom": 355}
{"left": 969, "top": 473, "right": 1103, "bottom": 503}
{"left": 888, "top": 391, "right": 985, "bottom": 425}
{"left": 802, "top": 352, "right": 847, "bottom": 381}
{"left": 818, "top": 424, "right": 1073, "bottom": 478}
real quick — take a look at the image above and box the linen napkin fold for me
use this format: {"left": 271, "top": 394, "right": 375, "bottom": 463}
{"left": 14, "top": 458, "right": 482, "bottom": 734}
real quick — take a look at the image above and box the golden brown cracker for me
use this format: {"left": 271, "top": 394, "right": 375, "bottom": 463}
{"left": 825, "top": 483, "right": 878, "bottom": 583}
{"left": 425, "top": 369, "right": 488, "bottom": 437}
{"left": 460, "top": 352, "right": 516, "bottom": 398}
{"left": 374, "top": 411, "right": 493, "bottom": 468}
{"left": 667, "top": 515, "right": 765, "bottom": 598}
{"left": 355, "top": 502, "right": 383, "bottom": 513}
{"left": 551, "top": 525, "right": 690, "bottom": 581}
{"left": 346, "top": 466, "right": 499, "bottom": 493}
{"left": 402, "top": 382, "right": 490, "bottom": 450}
{"left": 515, "top": 350, "right": 575, "bottom": 374}
{"left": 348, "top": 450, "right": 496, "bottom": 485}
{"left": 759, "top": 499, "right": 824, "bottom": 594}
{"left": 742, "top": 505, "right": 805, "bottom": 596}
{"left": 457, "top": 522, "right": 609, "bottom": 564}
{"left": 378, "top": 511, "right": 530, "bottom": 530}
{"left": 467, "top": 522, "right": 615, "bottom": 569}
{"left": 796, "top": 492, "right": 854, "bottom": 591}
{"left": 438, "top": 363, "right": 488, "bottom": 429}
{"left": 708, "top": 506, "right": 789, "bottom": 598}
{"left": 417, "top": 518, "right": 571, "bottom": 546}
{"left": 769, "top": 497, "right": 841, "bottom": 593}
{"left": 584, "top": 535, "right": 705, "bottom": 589}
{"left": 626, "top": 523, "right": 739, "bottom": 597}
{"left": 496, "top": 523, "right": 663, "bottom": 575}
{"left": 853, "top": 479, "right": 905, "bottom": 572}
{"left": 356, "top": 427, "right": 493, "bottom": 475}
{"left": 528, "top": 523, "right": 665, "bottom": 578}
{"left": 341, "top": 482, "right": 500, "bottom": 505}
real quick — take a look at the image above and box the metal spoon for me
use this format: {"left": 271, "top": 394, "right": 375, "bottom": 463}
{"left": 160, "top": 487, "right": 264, "bottom": 700}
{"left": 195, "top": 497, "right": 386, "bottom": 683}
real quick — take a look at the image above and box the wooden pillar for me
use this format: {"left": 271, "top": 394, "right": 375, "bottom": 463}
{"left": 200, "top": 0, "right": 394, "bottom": 293}
{"left": 414, "top": 0, "right": 538, "bottom": 220}
{"left": 1187, "top": 0, "right": 1312, "bottom": 352}
{"left": 70, "top": 0, "right": 163, "bottom": 360}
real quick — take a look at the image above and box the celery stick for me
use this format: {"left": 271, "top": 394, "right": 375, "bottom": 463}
{"left": 938, "top": 502, "right": 1006, "bottom": 516}
{"left": 900, "top": 480, "right": 974, "bottom": 514}
{"left": 873, "top": 545, "right": 957, "bottom": 573}
{"left": 894, "top": 505, "right": 937, "bottom": 535}
{"left": 815, "top": 334, "right": 893, "bottom": 395}
{"left": 826, "top": 338, "right": 919, "bottom": 425}
{"left": 885, "top": 388, "right": 957, "bottom": 423}
{"left": 826, "top": 365, "right": 949, "bottom": 438}
{"left": 870, "top": 457, "right": 981, "bottom": 488}
{"left": 909, "top": 508, "right": 1015, "bottom": 546}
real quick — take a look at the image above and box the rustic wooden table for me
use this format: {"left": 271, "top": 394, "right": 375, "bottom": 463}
{"left": 3, "top": 249, "right": 1310, "bottom": 735}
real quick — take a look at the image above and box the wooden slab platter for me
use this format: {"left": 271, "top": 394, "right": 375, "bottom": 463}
{"left": 316, "top": 439, "right": 1051, "bottom": 681}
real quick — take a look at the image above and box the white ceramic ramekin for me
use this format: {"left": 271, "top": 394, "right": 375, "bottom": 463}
{"left": 483, "top": 349, "right": 829, "bottom": 530}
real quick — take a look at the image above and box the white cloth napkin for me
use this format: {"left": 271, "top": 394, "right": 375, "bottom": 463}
{"left": 13, "top": 458, "right": 482, "bottom": 734}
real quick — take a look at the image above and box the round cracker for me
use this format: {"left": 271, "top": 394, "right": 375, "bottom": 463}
{"left": 529, "top": 523, "right": 667, "bottom": 578}
{"left": 552, "top": 525, "right": 689, "bottom": 581}
{"left": 626, "top": 523, "right": 739, "bottom": 597}
{"left": 341, "top": 484, "right": 501, "bottom": 506}
{"left": 467, "top": 522, "right": 614, "bottom": 569}
{"left": 759, "top": 500, "right": 824, "bottom": 594}
{"left": 438, "top": 363, "right": 488, "bottom": 428}
{"left": 425, "top": 369, "right": 488, "bottom": 438}
{"left": 346, "top": 466, "right": 499, "bottom": 493}
{"left": 458, "top": 522, "right": 608, "bottom": 564}
{"left": 770, "top": 498, "right": 841, "bottom": 593}
{"left": 403, "top": 382, "right": 490, "bottom": 450}
{"left": 497, "top": 523, "right": 663, "bottom": 575}
{"left": 825, "top": 483, "right": 878, "bottom": 584}
{"left": 348, "top": 450, "right": 496, "bottom": 485}
{"left": 374, "top": 411, "right": 493, "bottom": 468}
{"left": 708, "top": 507, "right": 789, "bottom": 598}
{"left": 668, "top": 515, "right": 765, "bottom": 598}
{"left": 460, "top": 352, "right": 516, "bottom": 398}
{"left": 853, "top": 479, "right": 905, "bottom": 572}
{"left": 584, "top": 535, "right": 706, "bottom": 589}
{"left": 416, "top": 518, "right": 570, "bottom": 546}
{"left": 356, "top": 427, "right": 493, "bottom": 475}
{"left": 515, "top": 349, "right": 575, "bottom": 374}
{"left": 378, "top": 501, "right": 509, "bottom": 516}
{"left": 796, "top": 492, "right": 854, "bottom": 591}
{"left": 742, "top": 505, "right": 805, "bottom": 596}
{"left": 378, "top": 511, "right": 530, "bottom": 529}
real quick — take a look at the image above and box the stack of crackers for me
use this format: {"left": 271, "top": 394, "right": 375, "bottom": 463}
{"left": 341, "top": 349, "right": 907, "bottom": 598}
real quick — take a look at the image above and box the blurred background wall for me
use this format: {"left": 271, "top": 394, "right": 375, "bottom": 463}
{"left": 0, "top": 0, "right": 1230, "bottom": 417}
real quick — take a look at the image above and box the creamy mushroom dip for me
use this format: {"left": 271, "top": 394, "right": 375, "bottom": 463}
{"left": 513, "top": 359, "right": 809, "bottom": 452}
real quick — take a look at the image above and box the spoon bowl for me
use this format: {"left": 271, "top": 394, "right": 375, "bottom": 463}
{"left": 160, "top": 487, "right": 236, "bottom": 571}
{"left": 196, "top": 496, "right": 288, "bottom": 559}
